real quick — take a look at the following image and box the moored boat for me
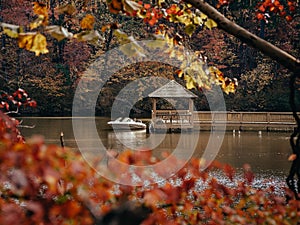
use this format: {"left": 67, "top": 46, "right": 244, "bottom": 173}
{"left": 107, "top": 117, "right": 146, "bottom": 130}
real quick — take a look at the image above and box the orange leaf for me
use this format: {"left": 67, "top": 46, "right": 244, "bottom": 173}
{"left": 63, "top": 201, "right": 82, "bottom": 218}
{"left": 80, "top": 14, "right": 95, "bottom": 30}
{"left": 108, "top": 0, "right": 123, "bottom": 14}
{"left": 258, "top": 5, "right": 265, "bottom": 12}
{"left": 18, "top": 33, "right": 35, "bottom": 50}
{"left": 256, "top": 13, "right": 265, "bottom": 20}
{"left": 32, "top": 2, "right": 48, "bottom": 25}
{"left": 288, "top": 154, "right": 297, "bottom": 161}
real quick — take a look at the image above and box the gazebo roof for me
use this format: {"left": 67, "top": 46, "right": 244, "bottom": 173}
{"left": 148, "top": 80, "right": 197, "bottom": 98}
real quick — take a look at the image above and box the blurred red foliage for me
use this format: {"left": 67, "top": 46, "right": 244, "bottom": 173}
{"left": 0, "top": 112, "right": 300, "bottom": 224}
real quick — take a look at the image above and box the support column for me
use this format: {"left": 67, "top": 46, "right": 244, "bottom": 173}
{"left": 152, "top": 98, "right": 157, "bottom": 121}
{"left": 189, "top": 99, "right": 194, "bottom": 127}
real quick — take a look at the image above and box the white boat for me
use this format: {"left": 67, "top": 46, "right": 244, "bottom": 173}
{"left": 107, "top": 117, "right": 146, "bottom": 130}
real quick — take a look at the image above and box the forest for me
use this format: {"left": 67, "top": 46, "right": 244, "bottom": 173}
{"left": 0, "top": 0, "right": 299, "bottom": 116}
{"left": 1, "top": 0, "right": 300, "bottom": 224}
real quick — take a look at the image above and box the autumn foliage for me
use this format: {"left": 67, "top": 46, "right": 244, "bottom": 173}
{"left": 0, "top": 88, "right": 37, "bottom": 112}
{"left": 0, "top": 112, "right": 299, "bottom": 224}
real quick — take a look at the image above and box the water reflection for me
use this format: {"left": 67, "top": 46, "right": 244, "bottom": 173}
{"left": 107, "top": 130, "right": 147, "bottom": 150}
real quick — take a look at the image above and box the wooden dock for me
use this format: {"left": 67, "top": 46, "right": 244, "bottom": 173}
{"left": 193, "top": 111, "right": 297, "bottom": 131}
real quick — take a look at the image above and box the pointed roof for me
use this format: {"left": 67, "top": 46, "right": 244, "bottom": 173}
{"left": 148, "top": 80, "right": 197, "bottom": 98}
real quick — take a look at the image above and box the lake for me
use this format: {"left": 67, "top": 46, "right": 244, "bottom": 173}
{"left": 18, "top": 117, "right": 292, "bottom": 178}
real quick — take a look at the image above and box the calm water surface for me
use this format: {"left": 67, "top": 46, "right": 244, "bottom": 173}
{"left": 19, "top": 117, "right": 292, "bottom": 176}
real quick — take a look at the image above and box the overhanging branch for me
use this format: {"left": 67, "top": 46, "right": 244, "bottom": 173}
{"left": 185, "top": 0, "right": 300, "bottom": 74}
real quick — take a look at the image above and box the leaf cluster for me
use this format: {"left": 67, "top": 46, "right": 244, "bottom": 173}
{"left": 0, "top": 2, "right": 102, "bottom": 56}
{"left": 0, "top": 112, "right": 300, "bottom": 224}
{"left": 0, "top": 89, "right": 37, "bottom": 112}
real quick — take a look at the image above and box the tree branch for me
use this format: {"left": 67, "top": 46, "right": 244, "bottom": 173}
{"left": 185, "top": 0, "right": 300, "bottom": 74}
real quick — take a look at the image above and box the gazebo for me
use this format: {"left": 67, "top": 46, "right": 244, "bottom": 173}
{"left": 148, "top": 80, "right": 197, "bottom": 132}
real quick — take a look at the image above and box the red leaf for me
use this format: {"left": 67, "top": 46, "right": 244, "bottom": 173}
{"left": 258, "top": 5, "right": 266, "bottom": 12}
{"left": 286, "top": 15, "right": 293, "bottom": 21}
{"left": 144, "top": 3, "right": 151, "bottom": 9}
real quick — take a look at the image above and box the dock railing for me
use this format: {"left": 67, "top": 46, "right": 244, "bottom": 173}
{"left": 193, "top": 111, "right": 297, "bottom": 130}
{"left": 151, "top": 109, "right": 194, "bottom": 130}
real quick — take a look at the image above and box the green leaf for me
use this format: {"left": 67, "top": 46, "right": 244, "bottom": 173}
{"left": 184, "top": 24, "right": 196, "bottom": 36}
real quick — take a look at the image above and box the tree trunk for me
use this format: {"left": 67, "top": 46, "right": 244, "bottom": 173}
{"left": 184, "top": 0, "right": 300, "bottom": 74}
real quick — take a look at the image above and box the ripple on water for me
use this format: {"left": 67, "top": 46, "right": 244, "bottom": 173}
{"left": 194, "top": 170, "right": 287, "bottom": 197}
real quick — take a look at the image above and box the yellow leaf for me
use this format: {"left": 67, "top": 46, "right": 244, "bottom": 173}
{"left": 222, "top": 77, "right": 237, "bottom": 94}
{"left": 31, "top": 33, "right": 49, "bottom": 56}
{"left": 158, "top": 0, "right": 165, "bottom": 7}
{"left": 1, "top": 22, "right": 20, "bottom": 38}
{"left": 33, "top": 2, "right": 49, "bottom": 25}
{"left": 45, "top": 25, "right": 73, "bottom": 41}
{"left": 18, "top": 33, "right": 49, "bottom": 56}
{"left": 193, "top": 16, "right": 203, "bottom": 25}
{"left": 205, "top": 19, "right": 218, "bottom": 29}
{"left": 30, "top": 15, "right": 45, "bottom": 30}
{"left": 80, "top": 14, "right": 95, "bottom": 30}
{"left": 177, "top": 15, "right": 192, "bottom": 26}
{"left": 200, "top": 13, "right": 208, "bottom": 20}
{"left": 184, "top": 75, "right": 196, "bottom": 89}
{"left": 18, "top": 33, "right": 36, "bottom": 50}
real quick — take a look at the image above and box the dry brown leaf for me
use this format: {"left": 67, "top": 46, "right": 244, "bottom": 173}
{"left": 74, "top": 30, "right": 103, "bottom": 42}
{"left": 56, "top": 4, "right": 77, "bottom": 15}
{"left": 45, "top": 25, "right": 73, "bottom": 41}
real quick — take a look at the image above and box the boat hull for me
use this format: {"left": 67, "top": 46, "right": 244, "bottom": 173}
{"left": 108, "top": 122, "right": 146, "bottom": 130}
{"left": 107, "top": 118, "right": 146, "bottom": 130}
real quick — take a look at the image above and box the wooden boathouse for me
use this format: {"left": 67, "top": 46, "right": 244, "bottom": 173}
{"left": 148, "top": 80, "right": 197, "bottom": 132}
